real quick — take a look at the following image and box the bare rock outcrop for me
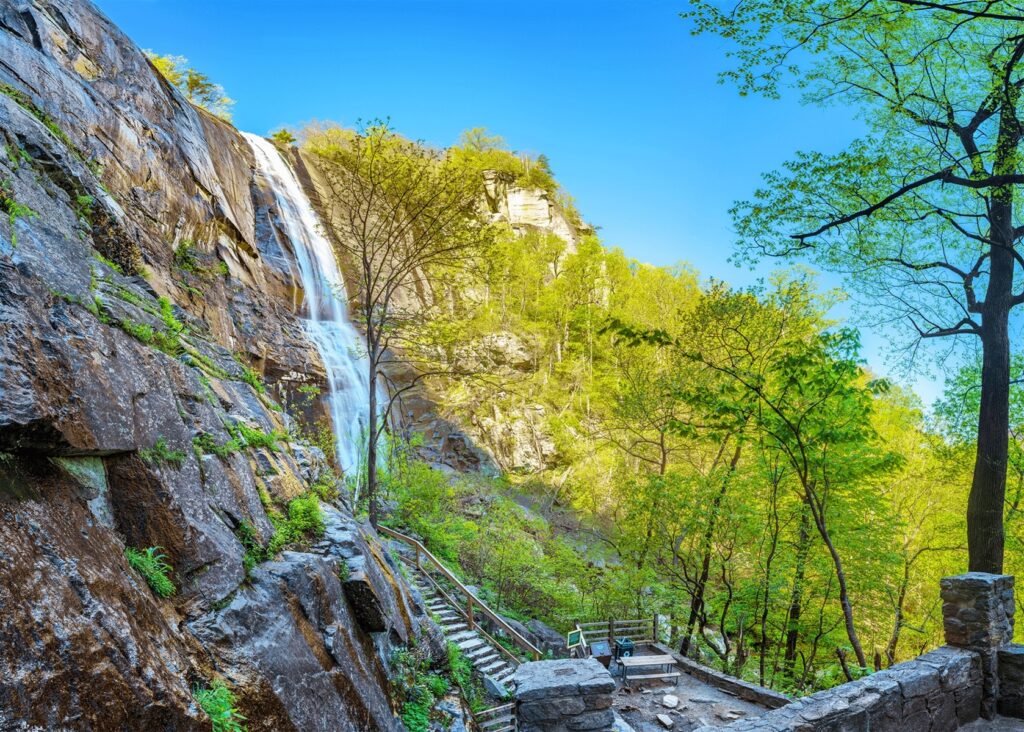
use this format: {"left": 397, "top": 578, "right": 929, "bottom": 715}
{"left": 0, "top": 1, "right": 435, "bottom": 728}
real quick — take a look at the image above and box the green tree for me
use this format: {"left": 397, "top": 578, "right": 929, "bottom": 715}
{"left": 688, "top": 0, "right": 1024, "bottom": 572}
{"left": 145, "top": 51, "right": 235, "bottom": 121}
{"left": 304, "top": 121, "right": 494, "bottom": 527}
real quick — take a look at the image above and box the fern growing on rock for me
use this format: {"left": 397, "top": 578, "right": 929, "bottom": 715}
{"left": 194, "top": 680, "right": 247, "bottom": 732}
{"left": 124, "top": 546, "right": 175, "bottom": 598}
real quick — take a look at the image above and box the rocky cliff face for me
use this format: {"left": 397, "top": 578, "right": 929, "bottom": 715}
{"left": 483, "top": 170, "right": 590, "bottom": 252}
{"left": 0, "top": 1, "right": 435, "bottom": 729}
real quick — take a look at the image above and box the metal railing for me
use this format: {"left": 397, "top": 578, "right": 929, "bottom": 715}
{"left": 380, "top": 525, "right": 543, "bottom": 662}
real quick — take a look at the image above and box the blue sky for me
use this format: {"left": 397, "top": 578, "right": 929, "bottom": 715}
{"left": 97, "top": 0, "right": 940, "bottom": 399}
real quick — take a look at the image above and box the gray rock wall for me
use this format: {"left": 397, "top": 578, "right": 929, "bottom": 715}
{"left": 0, "top": 1, "right": 435, "bottom": 728}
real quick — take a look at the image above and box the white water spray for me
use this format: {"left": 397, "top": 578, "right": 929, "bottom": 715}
{"left": 244, "top": 133, "right": 371, "bottom": 477}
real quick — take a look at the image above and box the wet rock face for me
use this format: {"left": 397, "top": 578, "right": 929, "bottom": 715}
{"left": 0, "top": 459, "right": 208, "bottom": 731}
{"left": 0, "top": 0, "right": 431, "bottom": 727}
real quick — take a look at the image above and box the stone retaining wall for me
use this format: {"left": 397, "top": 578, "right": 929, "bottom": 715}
{"left": 694, "top": 572, "right": 1019, "bottom": 731}
{"left": 514, "top": 657, "right": 617, "bottom": 732}
{"left": 694, "top": 646, "right": 982, "bottom": 731}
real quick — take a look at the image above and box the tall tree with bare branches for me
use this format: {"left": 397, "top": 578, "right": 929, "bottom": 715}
{"left": 689, "top": 0, "right": 1024, "bottom": 572}
{"left": 305, "top": 122, "right": 493, "bottom": 526}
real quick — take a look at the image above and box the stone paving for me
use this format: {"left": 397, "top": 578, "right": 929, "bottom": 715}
{"left": 610, "top": 654, "right": 770, "bottom": 731}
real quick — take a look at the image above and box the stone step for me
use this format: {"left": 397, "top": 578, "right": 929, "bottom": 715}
{"left": 448, "top": 630, "right": 477, "bottom": 643}
{"left": 473, "top": 651, "right": 500, "bottom": 667}
{"left": 479, "top": 659, "right": 506, "bottom": 675}
{"left": 441, "top": 623, "right": 468, "bottom": 635}
{"left": 458, "top": 637, "right": 486, "bottom": 652}
{"left": 467, "top": 645, "right": 495, "bottom": 660}
{"left": 494, "top": 668, "right": 516, "bottom": 683}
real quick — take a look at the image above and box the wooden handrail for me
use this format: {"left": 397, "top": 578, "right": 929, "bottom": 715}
{"left": 380, "top": 525, "right": 543, "bottom": 661}
{"left": 409, "top": 555, "right": 523, "bottom": 668}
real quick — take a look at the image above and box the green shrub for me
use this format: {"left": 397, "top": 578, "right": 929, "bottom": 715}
{"left": 288, "top": 493, "right": 325, "bottom": 536}
{"left": 229, "top": 422, "right": 285, "bottom": 452}
{"left": 194, "top": 680, "right": 247, "bottom": 732}
{"left": 193, "top": 432, "right": 243, "bottom": 459}
{"left": 271, "top": 128, "right": 296, "bottom": 145}
{"left": 120, "top": 318, "right": 155, "bottom": 344}
{"left": 234, "top": 355, "right": 266, "bottom": 394}
{"left": 400, "top": 685, "right": 432, "bottom": 732}
{"left": 173, "top": 240, "right": 201, "bottom": 273}
{"left": 74, "top": 194, "right": 94, "bottom": 225}
{"left": 139, "top": 437, "right": 187, "bottom": 469}
{"left": 446, "top": 642, "right": 486, "bottom": 711}
{"left": 425, "top": 674, "right": 450, "bottom": 698}
{"left": 1, "top": 178, "right": 37, "bottom": 248}
{"left": 124, "top": 546, "right": 176, "bottom": 597}
{"left": 158, "top": 296, "right": 185, "bottom": 333}
{"left": 234, "top": 520, "right": 264, "bottom": 575}
{"left": 265, "top": 493, "right": 325, "bottom": 556}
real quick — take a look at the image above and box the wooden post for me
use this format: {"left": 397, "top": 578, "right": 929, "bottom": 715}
{"left": 653, "top": 615, "right": 659, "bottom": 643}
{"left": 467, "top": 598, "right": 475, "bottom": 630}
{"left": 609, "top": 618, "right": 615, "bottom": 645}
{"left": 415, "top": 547, "right": 421, "bottom": 571}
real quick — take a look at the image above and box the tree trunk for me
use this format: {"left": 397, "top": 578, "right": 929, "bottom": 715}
{"left": 759, "top": 476, "right": 781, "bottom": 686}
{"left": 783, "top": 505, "right": 810, "bottom": 675}
{"left": 805, "top": 485, "right": 867, "bottom": 668}
{"left": 968, "top": 99, "right": 1016, "bottom": 573}
{"left": 367, "top": 337, "right": 380, "bottom": 528}
{"left": 969, "top": 236, "right": 1012, "bottom": 572}
{"left": 680, "top": 439, "right": 742, "bottom": 657}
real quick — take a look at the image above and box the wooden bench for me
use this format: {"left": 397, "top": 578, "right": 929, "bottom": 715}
{"left": 618, "top": 654, "right": 680, "bottom": 689}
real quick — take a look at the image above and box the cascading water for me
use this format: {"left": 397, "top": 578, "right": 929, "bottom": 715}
{"left": 244, "top": 133, "right": 371, "bottom": 478}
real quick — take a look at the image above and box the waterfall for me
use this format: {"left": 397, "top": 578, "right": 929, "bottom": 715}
{"left": 244, "top": 133, "right": 371, "bottom": 478}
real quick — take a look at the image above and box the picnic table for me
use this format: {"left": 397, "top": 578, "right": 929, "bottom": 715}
{"left": 618, "top": 653, "right": 681, "bottom": 689}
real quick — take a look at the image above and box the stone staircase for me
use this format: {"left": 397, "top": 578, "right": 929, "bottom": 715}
{"left": 410, "top": 573, "right": 519, "bottom": 695}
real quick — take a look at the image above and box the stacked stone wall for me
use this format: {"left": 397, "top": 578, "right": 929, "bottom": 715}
{"left": 513, "top": 658, "right": 617, "bottom": 732}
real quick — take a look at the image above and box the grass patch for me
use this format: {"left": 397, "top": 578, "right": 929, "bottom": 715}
{"left": 74, "top": 194, "right": 94, "bottom": 226}
{"left": 4, "top": 143, "right": 31, "bottom": 169}
{"left": 158, "top": 296, "right": 185, "bottom": 332}
{"left": 194, "top": 680, "right": 247, "bottom": 732}
{"left": 193, "top": 432, "right": 243, "bottom": 459}
{"left": 124, "top": 546, "right": 176, "bottom": 598}
{"left": 139, "top": 437, "right": 187, "bottom": 469}
{"left": 116, "top": 312, "right": 184, "bottom": 357}
{"left": 228, "top": 421, "right": 286, "bottom": 452}
{"left": 447, "top": 642, "right": 488, "bottom": 711}
{"left": 1, "top": 83, "right": 77, "bottom": 153}
{"left": 174, "top": 239, "right": 230, "bottom": 281}
{"left": 234, "top": 355, "right": 266, "bottom": 395}
{"left": 234, "top": 520, "right": 263, "bottom": 576}
{"left": 1, "top": 178, "right": 37, "bottom": 248}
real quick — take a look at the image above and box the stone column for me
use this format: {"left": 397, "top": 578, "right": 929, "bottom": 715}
{"left": 941, "top": 572, "right": 1015, "bottom": 719}
{"left": 513, "top": 657, "right": 616, "bottom": 732}
{"left": 998, "top": 645, "right": 1024, "bottom": 718}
